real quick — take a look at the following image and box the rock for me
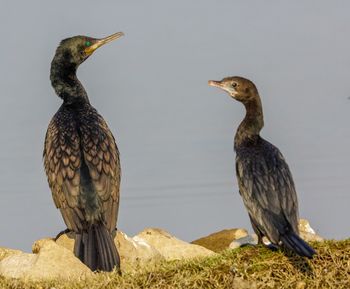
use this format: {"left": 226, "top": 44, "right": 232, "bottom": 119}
{"left": 55, "top": 230, "right": 164, "bottom": 273}
{"left": 0, "top": 239, "right": 92, "bottom": 281}
{"left": 0, "top": 252, "right": 37, "bottom": 279}
{"left": 57, "top": 229, "right": 213, "bottom": 269}
{"left": 116, "top": 231, "right": 164, "bottom": 272}
{"left": 299, "top": 219, "right": 324, "bottom": 242}
{"left": 0, "top": 247, "right": 23, "bottom": 261}
{"left": 191, "top": 228, "right": 248, "bottom": 252}
{"left": 55, "top": 232, "right": 75, "bottom": 252}
{"left": 136, "top": 228, "right": 215, "bottom": 260}
{"left": 32, "top": 237, "right": 55, "bottom": 253}
{"left": 229, "top": 235, "right": 258, "bottom": 250}
{"left": 55, "top": 229, "right": 213, "bottom": 270}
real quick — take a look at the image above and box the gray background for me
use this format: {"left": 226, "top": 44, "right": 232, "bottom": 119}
{"left": 0, "top": 1, "right": 349, "bottom": 252}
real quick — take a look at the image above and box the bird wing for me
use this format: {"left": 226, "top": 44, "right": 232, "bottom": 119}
{"left": 43, "top": 112, "right": 83, "bottom": 232}
{"left": 236, "top": 141, "right": 299, "bottom": 241}
{"left": 80, "top": 109, "right": 121, "bottom": 233}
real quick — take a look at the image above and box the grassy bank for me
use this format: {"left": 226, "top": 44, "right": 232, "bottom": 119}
{"left": 1, "top": 240, "right": 349, "bottom": 289}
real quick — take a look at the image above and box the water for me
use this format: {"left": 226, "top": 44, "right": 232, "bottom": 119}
{"left": 0, "top": 1, "right": 349, "bottom": 252}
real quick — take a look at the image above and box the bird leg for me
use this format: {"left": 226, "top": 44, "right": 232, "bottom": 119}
{"left": 250, "top": 219, "right": 279, "bottom": 251}
{"left": 54, "top": 228, "right": 72, "bottom": 241}
{"left": 249, "top": 215, "right": 266, "bottom": 246}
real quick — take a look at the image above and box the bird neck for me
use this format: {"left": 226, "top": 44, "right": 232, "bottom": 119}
{"left": 50, "top": 57, "right": 90, "bottom": 105}
{"left": 234, "top": 96, "right": 264, "bottom": 147}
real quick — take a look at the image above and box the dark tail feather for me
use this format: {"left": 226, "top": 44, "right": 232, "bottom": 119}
{"left": 74, "top": 223, "right": 120, "bottom": 272}
{"left": 280, "top": 231, "right": 316, "bottom": 259}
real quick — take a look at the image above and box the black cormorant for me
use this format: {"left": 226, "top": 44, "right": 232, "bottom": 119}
{"left": 208, "top": 76, "right": 316, "bottom": 258}
{"left": 43, "top": 32, "right": 124, "bottom": 271}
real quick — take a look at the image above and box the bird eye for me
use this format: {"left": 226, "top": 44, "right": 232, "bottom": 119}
{"left": 232, "top": 82, "right": 237, "bottom": 88}
{"left": 85, "top": 41, "right": 92, "bottom": 47}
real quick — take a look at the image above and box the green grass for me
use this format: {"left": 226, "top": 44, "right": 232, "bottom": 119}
{"left": 1, "top": 240, "right": 349, "bottom": 289}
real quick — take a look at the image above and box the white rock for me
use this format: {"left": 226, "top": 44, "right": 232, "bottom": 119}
{"left": 0, "top": 239, "right": 92, "bottom": 281}
{"left": 0, "top": 247, "right": 23, "bottom": 261}
{"left": 55, "top": 230, "right": 165, "bottom": 273}
{"left": 229, "top": 235, "right": 258, "bottom": 249}
{"left": 135, "top": 228, "right": 216, "bottom": 260}
{"left": 115, "top": 231, "right": 164, "bottom": 272}
{"left": 299, "top": 219, "right": 324, "bottom": 242}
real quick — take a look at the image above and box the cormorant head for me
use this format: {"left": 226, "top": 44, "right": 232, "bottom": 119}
{"left": 208, "top": 76, "right": 258, "bottom": 103}
{"left": 53, "top": 32, "right": 124, "bottom": 68}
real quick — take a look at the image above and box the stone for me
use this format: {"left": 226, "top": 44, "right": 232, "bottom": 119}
{"left": 55, "top": 230, "right": 164, "bottom": 273}
{"left": 55, "top": 232, "right": 75, "bottom": 252}
{"left": 116, "top": 231, "right": 164, "bottom": 272}
{"left": 191, "top": 228, "right": 248, "bottom": 252}
{"left": 229, "top": 235, "right": 258, "bottom": 250}
{"left": 55, "top": 229, "right": 212, "bottom": 270}
{"left": 0, "top": 247, "right": 23, "bottom": 261}
{"left": 136, "top": 228, "right": 215, "bottom": 260}
{"left": 298, "top": 219, "right": 324, "bottom": 242}
{"left": 0, "top": 239, "right": 92, "bottom": 281}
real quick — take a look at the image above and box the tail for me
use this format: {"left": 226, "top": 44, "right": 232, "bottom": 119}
{"left": 74, "top": 223, "right": 120, "bottom": 272}
{"left": 280, "top": 231, "right": 316, "bottom": 259}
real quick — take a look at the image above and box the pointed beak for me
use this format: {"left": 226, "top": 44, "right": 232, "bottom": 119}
{"left": 85, "top": 32, "right": 124, "bottom": 55}
{"left": 208, "top": 80, "right": 224, "bottom": 89}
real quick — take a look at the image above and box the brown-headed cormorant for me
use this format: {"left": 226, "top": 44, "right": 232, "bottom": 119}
{"left": 208, "top": 76, "right": 315, "bottom": 258}
{"left": 43, "top": 32, "right": 124, "bottom": 271}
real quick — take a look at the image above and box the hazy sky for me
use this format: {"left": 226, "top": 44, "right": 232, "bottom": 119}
{"left": 0, "top": 1, "right": 349, "bottom": 251}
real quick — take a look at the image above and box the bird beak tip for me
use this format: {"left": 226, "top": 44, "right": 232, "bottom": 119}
{"left": 85, "top": 32, "right": 124, "bottom": 55}
{"left": 208, "top": 80, "right": 222, "bottom": 88}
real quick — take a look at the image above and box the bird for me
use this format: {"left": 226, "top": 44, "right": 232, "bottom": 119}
{"left": 208, "top": 76, "right": 316, "bottom": 258}
{"left": 43, "top": 32, "right": 124, "bottom": 271}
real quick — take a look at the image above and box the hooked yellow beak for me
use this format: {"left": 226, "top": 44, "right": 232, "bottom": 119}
{"left": 85, "top": 32, "right": 124, "bottom": 55}
{"left": 208, "top": 80, "right": 224, "bottom": 89}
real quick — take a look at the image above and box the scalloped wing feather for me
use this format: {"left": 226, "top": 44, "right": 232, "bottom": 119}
{"left": 43, "top": 111, "right": 83, "bottom": 232}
